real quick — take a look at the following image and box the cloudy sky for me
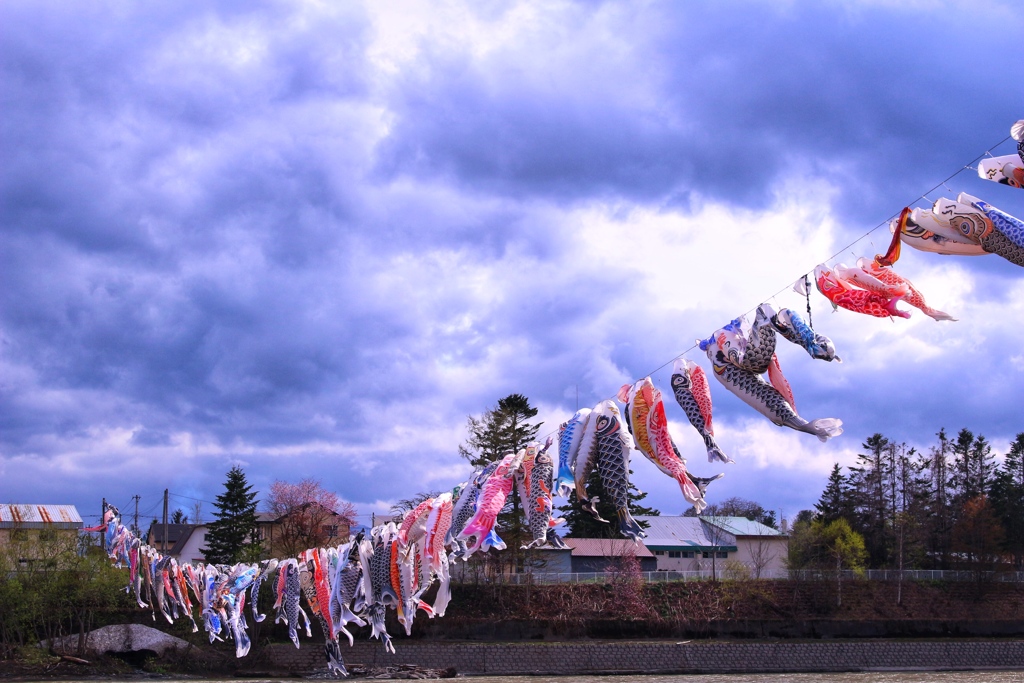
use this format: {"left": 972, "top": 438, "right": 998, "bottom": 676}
{"left": 2, "top": 0, "right": 1022, "bottom": 530}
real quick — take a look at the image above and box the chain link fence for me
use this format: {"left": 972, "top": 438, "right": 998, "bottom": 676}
{"left": 461, "top": 568, "right": 1024, "bottom": 584}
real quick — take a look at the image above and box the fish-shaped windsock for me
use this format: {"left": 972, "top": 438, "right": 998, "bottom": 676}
{"left": 956, "top": 193, "right": 1024, "bottom": 267}
{"left": 706, "top": 345, "right": 843, "bottom": 442}
{"left": 671, "top": 359, "right": 732, "bottom": 464}
{"left": 906, "top": 194, "right": 1024, "bottom": 266}
{"left": 589, "top": 400, "right": 645, "bottom": 541}
{"left": 397, "top": 497, "right": 434, "bottom": 546}
{"left": 457, "top": 450, "right": 524, "bottom": 559}
{"left": 644, "top": 388, "right": 719, "bottom": 513}
{"left": 769, "top": 306, "right": 841, "bottom": 363}
{"left": 729, "top": 308, "right": 777, "bottom": 375}
{"left": 422, "top": 493, "right": 454, "bottom": 617}
{"left": 327, "top": 543, "right": 364, "bottom": 645}
{"left": 572, "top": 404, "right": 605, "bottom": 522}
{"left": 296, "top": 549, "right": 345, "bottom": 673}
{"left": 446, "top": 464, "right": 500, "bottom": 561}
{"left": 855, "top": 258, "right": 956, "bottom": 321}
{"left": 394, "top": 539, "right": 418, "bottom": 637}
{"left": 517, "top": 440, "right": 562, "bottom": 549}
{"left": 365, "top": 525, "right": 396, "bottom": 653}
{"left": 832, "top": 263, "right": 909, "bottom": 299}
{"left": 276, "top": 560, "right": 304, "bottom": 648}
{"left": 619, "top": 379, "right": 656, "bottom": 463}
{"left": 893, "top": 207, "right": 989, "bottom": 257}
{"left": 815, "top": 264, "right": 909, "bottom": 319}
{"left": 977, "top": 120, "right": 1024, "bottom": 189}
{"left": 555, "top": 408, "right": 591, "bottom": 497}
{"left": 699, "top": 318, "right": 748, "bottom": 368}
{"left": 250, "top": 558, "right": 278, "bottom": 624}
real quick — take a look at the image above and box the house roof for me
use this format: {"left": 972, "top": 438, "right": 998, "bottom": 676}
{"left": 634, "top": 515, "right": 718, "bottom": 548}
{"left": 0, "top": 504, "right": 83, "bottom": 529}
{"left": 563, "top": 538, "right": 654, "bottom": 558}
{"left": 702, "top": 516, "right": 786, "bottom": 537}
{"left": 634, "top": 515, "right": 784, "bottom": 550}
{"left": 148, "top": 523, "right": 192, "bottom": 543}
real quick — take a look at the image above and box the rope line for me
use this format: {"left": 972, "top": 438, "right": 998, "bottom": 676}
{"left": 525, "top": 134, "right": 1014, "bottom": 445}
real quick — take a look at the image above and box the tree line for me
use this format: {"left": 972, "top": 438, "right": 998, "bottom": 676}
{"left": 793, "top": 429, "right": 1024, "bottom": 573}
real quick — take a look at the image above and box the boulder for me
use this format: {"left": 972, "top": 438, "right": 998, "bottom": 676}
{"left": 46, "top": 623, "right": 191, "bottom": 657}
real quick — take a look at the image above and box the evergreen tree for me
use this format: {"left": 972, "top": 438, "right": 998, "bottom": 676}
{"left": 815, "top": 463, "right": 855, "bottom": 524}
{"left": 459, "top": 394, "right": 541, "bottom": 467}
{"left": 170, "top": 509, "right": 188, "bottom": 524}
{"left": 950, "top": 428, "right": 995, "bottom": 501}
{"left": 990, "top": 433, "right": 1024, "bottom": 569}
{"left": 202, "top": 466, "right": 262, "bottom": 564}
{"left": 848, "top": 433, "right": 892, "bottom": 567}
{"left": 458, "top": 394, "right": 541, "bottom": 572}
{"left": 921, "top": 428, "right": 953, "bottom": 569}
{"left": 560, "top": 465, "right": 658, "bottom": 539}
{"left": 890, "top": 442, "right": 928, "bottom": 575}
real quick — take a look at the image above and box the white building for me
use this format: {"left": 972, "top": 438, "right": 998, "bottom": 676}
{"left": 147, "top": 523, "right": 208, "bottom": 565}
{"left": 635, "top": 515, "right": 789, "bottom": 578}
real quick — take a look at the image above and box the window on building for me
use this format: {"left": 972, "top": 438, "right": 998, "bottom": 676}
{"left": 323, "top": 525, "right": 339, "bottom": 539}
{"left": 653, "top": 550, "right": 665, "bottom": 556}
{"left": 668, "top": 551, "right": 681, "bottom": 558}
{"left": 716, "top": 552, "right": 728, "bottom": 559}
{"left": 702, "top": 551, "right": 710, "bottom": 558}
{"left": 682, "top": 551, "right": 695, "bottom": 558}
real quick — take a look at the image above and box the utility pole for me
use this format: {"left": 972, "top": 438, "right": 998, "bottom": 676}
{"left": 133, "top": 495, "right": 140, "bottom": 537}
{"left": 162, "top": 489, "right": 169, "bottom": 554}
{"left": 101, "top": 498, "right": 107, "bottom": 553}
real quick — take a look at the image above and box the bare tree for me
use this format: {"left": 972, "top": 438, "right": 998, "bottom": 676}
{"left": 747, "top": 536, "right": 779, "bottom": 579}
{"left": 701, "top": 514, "right": 732, "bottom": 581}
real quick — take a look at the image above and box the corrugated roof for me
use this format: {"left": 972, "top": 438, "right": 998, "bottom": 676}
{"left": 0, "top": 504, "right": 83, "bottom": 529}
{"left": 635, "top": 515, "right": 783, "bottom": 549}
{"left": 563, "top": 538, "right": 654, "bottom": 558}
{"left": 702, "top": 516, "right": 786, "bottom": 537}
{"left": 634, "top": 515, "right": 719, "bottom": 548}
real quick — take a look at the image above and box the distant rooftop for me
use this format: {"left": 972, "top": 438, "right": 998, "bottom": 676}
{"left": 703, "top": 516, "right": 786, "bottom": 537}
{"left": 562, "top": 537, "right": 654, "bottom": 558}
{"left": 634, "top": 515, "right": 783, "bottom": 551}
{"left": 0, "top": 504, "right": 83, "bottom": 530}
{"left": 634, "top": 515, "right": 717, "bottom": 548}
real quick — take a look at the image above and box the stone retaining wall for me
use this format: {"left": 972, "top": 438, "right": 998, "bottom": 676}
{"left": 264, "top": 639, "right": 1024, "bottom": 675}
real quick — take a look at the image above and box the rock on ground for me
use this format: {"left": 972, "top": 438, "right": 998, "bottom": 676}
{"left": 45, "top": 623, "right": 191, "bottom": 657}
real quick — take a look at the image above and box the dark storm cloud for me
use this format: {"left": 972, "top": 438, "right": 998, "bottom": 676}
{"left": 375, "top": 2, "right": 1023, "bottom": 223}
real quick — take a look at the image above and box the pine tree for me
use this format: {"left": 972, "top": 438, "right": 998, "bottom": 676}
{"left": 560, "top": 466, "right": 658, "bottom": 539}
{"left": 202, "top": 466, "right": 262, "bottom": 564}
{"left": 458, "top": 394, "right": 541, "bottom": 572}
{"left": 990, "top": 433, "right": 1024, "bottom": 569}
{"left": 815, "top": 463, "right": 854, "bottom": 524}
{"left": 922, "top": 428, "right": 953, "bottom": 568}
{"left": 848, "top": 433, "right": 891, "bottom": 567}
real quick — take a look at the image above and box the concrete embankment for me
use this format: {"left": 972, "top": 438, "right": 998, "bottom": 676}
{"left": 264, "top": 639, "right": 1024, "bottom": 675}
